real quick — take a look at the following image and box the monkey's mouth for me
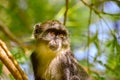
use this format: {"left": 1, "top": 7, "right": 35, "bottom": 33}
{"left": 49, "top": 44, "right": 59, "bottom": 51}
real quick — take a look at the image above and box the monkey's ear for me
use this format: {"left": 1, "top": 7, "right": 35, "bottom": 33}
{"left": 31, "top": 23, "right": 42, "bottom": 39}
{"left": 33, "top": 23, "right": 41, "bottom": 29}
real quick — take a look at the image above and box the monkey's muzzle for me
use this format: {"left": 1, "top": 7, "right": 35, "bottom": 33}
{"left": 48, "top": 39, "right": 62, "bottom": 51}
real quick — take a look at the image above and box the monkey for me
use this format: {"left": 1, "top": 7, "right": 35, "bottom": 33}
{"left": 31, "top": 20, "right": 90, "bottom": 80}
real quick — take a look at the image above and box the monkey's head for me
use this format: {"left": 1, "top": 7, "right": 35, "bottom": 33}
{"left": 33, "top": 20, "right": 70, "bottom": 51}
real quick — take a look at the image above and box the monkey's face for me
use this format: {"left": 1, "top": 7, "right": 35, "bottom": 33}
{"left": 33, "top": 20, "right": 70, "bottom": 51}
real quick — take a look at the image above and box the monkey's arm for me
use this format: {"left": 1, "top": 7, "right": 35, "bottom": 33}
{"left": 60, "top": 51, "right": 90, "bottom": 80}
{"left": 31, "top": 52, "right": 45, "bottom": 80}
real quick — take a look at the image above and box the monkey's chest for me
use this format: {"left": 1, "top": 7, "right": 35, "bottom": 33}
{"left": 44, "top": 55, "right": 64, "bottom": 80}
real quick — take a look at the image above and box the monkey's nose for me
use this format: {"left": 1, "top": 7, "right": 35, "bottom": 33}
{"left": 48, "top": 40, "right": 59, "bottom": 51}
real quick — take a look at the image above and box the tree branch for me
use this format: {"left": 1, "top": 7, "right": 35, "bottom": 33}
{"left": 63, "top": 0, "right": 69, "bottom": 25}
{"left": 0, "top": 22, "right": 26, "bottom": 50}
{"left": 0, "top": 39, "right": 28, "bottom": 80}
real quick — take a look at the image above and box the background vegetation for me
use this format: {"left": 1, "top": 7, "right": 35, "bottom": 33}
{"left": 0, "top": 0, "right": 120, "bottom": 80}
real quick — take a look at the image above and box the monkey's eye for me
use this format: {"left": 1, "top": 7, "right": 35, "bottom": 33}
{"left": 49, "top": 31, "right": 55, "bottom": 37}
{"left": 35, "top": 29, "right": 41, "bottom": 33}
{"left": 59, "top": 34, "right": 64, "bottom": 39}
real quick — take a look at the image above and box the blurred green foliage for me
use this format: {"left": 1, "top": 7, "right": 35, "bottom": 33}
{"left": 0, "top": 0, "right": 120, "bottom": 80}
{"left": 10, "top": 47, "right": 27, "bottom": 64}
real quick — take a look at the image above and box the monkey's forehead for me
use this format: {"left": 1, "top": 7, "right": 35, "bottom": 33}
{"left": 40, "top": 20, "right": 67, "bottom": 30}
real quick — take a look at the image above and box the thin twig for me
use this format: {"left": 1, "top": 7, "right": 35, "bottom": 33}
{"left": 0, "top": 40, "right": 28, "bottom": 80}
{"left": 81, "top": 0, "right": 116, "bottom": 36}
{"left": 63, "top": 0, "right": 69, "bottom": 25}
{"left": 81, "top": 0, "right": 118, "bottom": 73}
{"left": 80, "top": 0, "right": 120, "bottom": 16}
{"left": 87, "top": 4, "right": 92, "bottom": 73}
